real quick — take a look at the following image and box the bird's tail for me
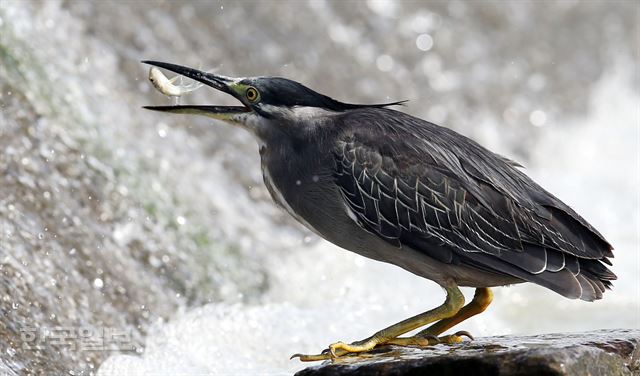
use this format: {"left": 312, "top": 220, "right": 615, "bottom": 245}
{"left": 463, "top": 250, "right": 616, "bottom": 302}
{"left": 515, "top": 255, "right": 616, "bottom": 302}
{"left": 573, "top": 258, "right": 617, "bottom": 301}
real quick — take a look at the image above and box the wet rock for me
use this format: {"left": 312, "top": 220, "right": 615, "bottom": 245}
{"left": 295, "top": 329, "right": 640, "bottom": 376}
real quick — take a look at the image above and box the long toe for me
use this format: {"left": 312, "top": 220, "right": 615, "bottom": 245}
{"left": 290, "top": 352, "right": 333, "bottom": 362}
{"left": 385, "top": 331, "right": 474, "bottom": 348}
{"left": 329, "top": 338, "right": 380, "bottom": 357}
{"left": 385, "top": 334, "right": 440, "bottom": 347}
{"left": 292, "top": 337, "right": 386, "bottom": 362}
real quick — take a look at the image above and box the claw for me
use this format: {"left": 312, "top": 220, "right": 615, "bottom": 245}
{"left": 290, "top": 352, "right": 332, "bottom": 362}
{"left": 435, "top": 331, "right": 474, "bottom": 345}
{"left": 454, "top": 330, "right": 474, "bottom": 340}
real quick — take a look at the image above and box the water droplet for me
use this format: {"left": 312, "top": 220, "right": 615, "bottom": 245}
{"left": 93, "top": 278, "right": 104, "bottom": 289}
{"left": 37, "top": 233, "right": 44, "bottom": 240}
{"left": 176, "top": 216, "right": 186, "bottom": 225}
{"left": 157, "top": 123, "right": 168, "bottom": 138}
{"left": 295, "top": 180, "right": 302, "bottom": 186}
{"left": 529, "top": 110, "right": 547, "bottom": 127}
{"left": 117, "top": 185, "right": 129, "bottom": 196}
{"left": 416, "top": 34, "right": 434, "bottom": 51}
{"left": 149, "top": 256, "right": 161, "bottom": 268}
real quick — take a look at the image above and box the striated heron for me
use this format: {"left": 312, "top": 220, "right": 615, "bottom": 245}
{"left": 142, "top": 61, "right": 616, "bottom": 361}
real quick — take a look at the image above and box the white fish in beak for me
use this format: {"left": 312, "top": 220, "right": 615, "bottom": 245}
{"left": 148, "top": 67, "right": 203, "bottom": 97}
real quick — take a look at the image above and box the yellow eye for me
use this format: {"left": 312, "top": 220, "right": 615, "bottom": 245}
{"left": 246, "top": 87, "right": 260, "bottom": 102}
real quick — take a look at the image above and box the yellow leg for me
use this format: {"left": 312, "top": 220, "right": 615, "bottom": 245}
{"left": 386, "top": 287, "right": 493, "bottom": 346}
{"left": 291, "top": 285, "right": 465, "bottom": 361}
{"left": 422, "top": 287, "right": 493, "bottom": 336}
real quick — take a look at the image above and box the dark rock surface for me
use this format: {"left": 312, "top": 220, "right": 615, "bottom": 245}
{"left": 295, "top": 329, "right": 640, "bottom": 376}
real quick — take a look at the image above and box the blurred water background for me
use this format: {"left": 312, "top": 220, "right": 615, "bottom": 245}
{"left": 0, "top": 0, "right": 638, "bottom": 375}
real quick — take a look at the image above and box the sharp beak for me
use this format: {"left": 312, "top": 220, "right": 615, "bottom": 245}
{"left": 141, "top": 60, "right": 250, "bottom": 120}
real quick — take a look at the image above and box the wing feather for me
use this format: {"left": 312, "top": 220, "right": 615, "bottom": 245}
{"left": 333, "top": 118, "right": 615, "bottom": 301}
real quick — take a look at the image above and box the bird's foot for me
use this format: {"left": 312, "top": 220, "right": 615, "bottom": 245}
{"left": 290, "top": 331, "right": 473, "bottom": 362}
{"left": 385, "top": 330, "right": 473, "bottom": 347}
{"left": 291, "top": 337, "right": 382, "bottom": 362}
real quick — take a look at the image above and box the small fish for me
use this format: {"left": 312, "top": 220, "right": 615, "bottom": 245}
{"left": 148, "top": 67, "right": 202, "bottom": 97}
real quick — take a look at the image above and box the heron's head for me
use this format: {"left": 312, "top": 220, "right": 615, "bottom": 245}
{"left": 143, "top": 61, "right": 404, "bottom": 142}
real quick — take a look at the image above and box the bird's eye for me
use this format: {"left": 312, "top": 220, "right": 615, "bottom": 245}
{"left": 246, "top": 87, "right": 260, "bottom": 103}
